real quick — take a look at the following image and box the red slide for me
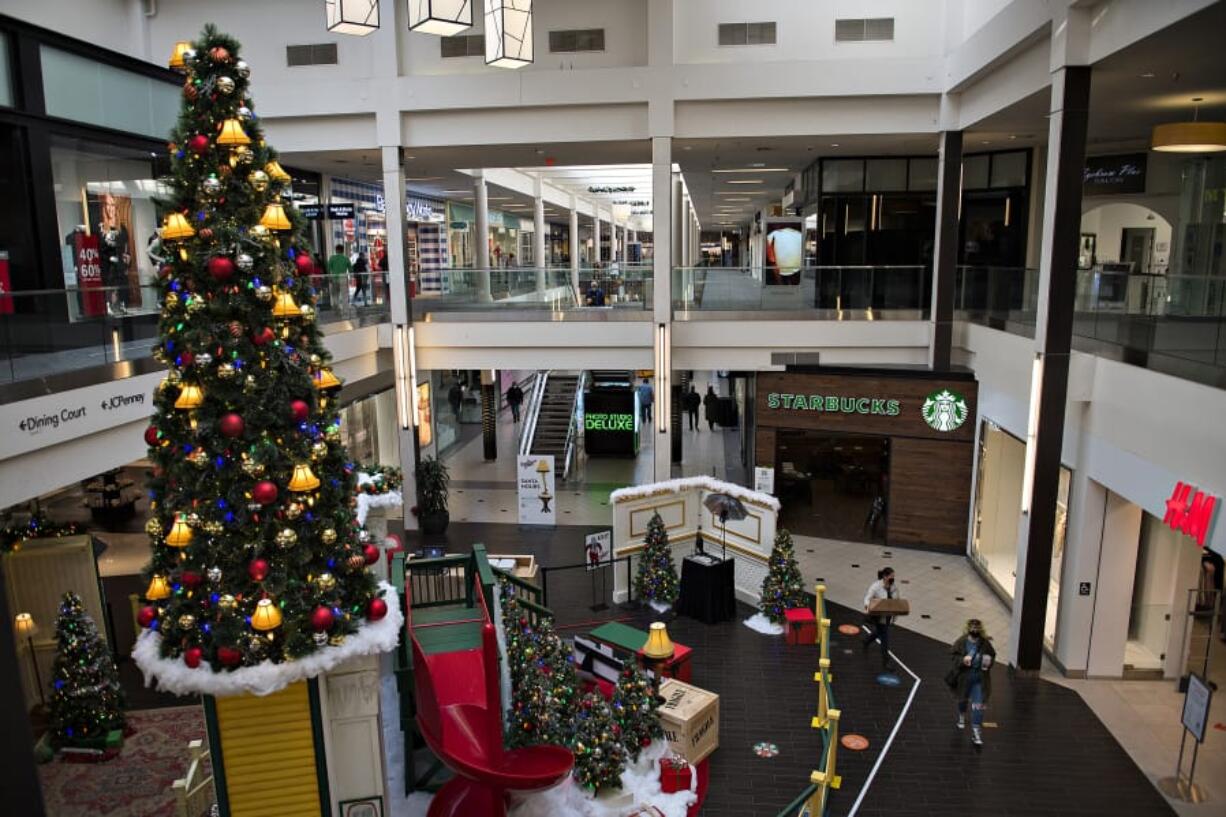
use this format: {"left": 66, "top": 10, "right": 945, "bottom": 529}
{"left": 408, "top": 579, "right": 573, "bottom": 817}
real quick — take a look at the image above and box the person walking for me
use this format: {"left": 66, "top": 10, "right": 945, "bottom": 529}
{"left": 351, "top": 251, "right": 369, "bottom": 305}
{"left": 947, "top": 618, "right": 995, "bottom": 746}
{"left": 703, "top": 386, "right": 719, "bottom": 431}
{"left": 862, "top": 567, "right": 900, "bottom": 668}
{"left": 637, "top": 378, "right": 654, "bottom": 424}
{"left": 326, "top": 243, "right": 352, "bottom": 311}
{"left": 686, "top": 385, "right": 701, "bottom": 431}
{"left": 448, "top": 381, "right": 464, "bottom": 422}
{"left": 506, "top": 381, "right": 524, "bottom": 423}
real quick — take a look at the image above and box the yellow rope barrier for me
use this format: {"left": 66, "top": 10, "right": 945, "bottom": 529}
{"left": 804, "top": 583, "right": 841, "bottom": 815}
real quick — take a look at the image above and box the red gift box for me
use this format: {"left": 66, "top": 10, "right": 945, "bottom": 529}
{"left": 659, "top": 756, "right": 693, "bottom": 794}
{"left": 784, "top": 607, "right": 816, "bottom": 646}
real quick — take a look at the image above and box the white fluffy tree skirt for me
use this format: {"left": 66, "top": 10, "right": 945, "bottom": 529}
{"left": 742, "top": 612, "right": 785, "bottom": 635}
{"left": 132, "top": 581, "right": 403, "bottom": 697}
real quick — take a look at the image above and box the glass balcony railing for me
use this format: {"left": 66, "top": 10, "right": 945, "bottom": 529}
{"left": 671, "top": 266, "right": 930, "bottom": 318}
{"left": 0, "top": 273, "right": 389, "bottom": 387}
{"left": 411, "top": 266, "right": 653, "bottom": 315}
{"left": 956, "top": 266, "right": 1226, "bottom": 388}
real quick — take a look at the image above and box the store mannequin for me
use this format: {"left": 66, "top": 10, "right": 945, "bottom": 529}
{"left": 98, "top": 193, "right": 131, "bottom": 314}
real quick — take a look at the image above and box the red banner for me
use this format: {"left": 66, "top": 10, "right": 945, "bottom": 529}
{"left": 0, "top": 254, "right": 12, "bottom": 315}
{"left": 75, "top": 234, "right": 105, "bottom": 316}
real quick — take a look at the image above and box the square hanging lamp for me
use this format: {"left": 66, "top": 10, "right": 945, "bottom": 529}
{"left": 325, "top": 0, "right": 380, "bottom": 36}
{"left": 408, "top": 0, "right": 473, "bottom": 36}
{"left": 486, "top": 0, "right": 533, "bottom": 69}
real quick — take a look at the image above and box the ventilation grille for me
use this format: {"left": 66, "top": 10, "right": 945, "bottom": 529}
{"left": 834, "top": 17, "right": 895, "bottom": 42}
{"left": 441, "top": 34, "right": 484, "bottom": 58}
{"left": 549, "top": 29, "right": 606, "bottom": 53}
{"left": 286, "top": 43, "right": 338, "bottom": 66}
{"left": 718, "top": 22, "right": 777, "bottom": 46}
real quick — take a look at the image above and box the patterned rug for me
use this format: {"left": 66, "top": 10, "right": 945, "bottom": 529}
{"left": 39, "top": 705, "right": 209, "bottom": 817}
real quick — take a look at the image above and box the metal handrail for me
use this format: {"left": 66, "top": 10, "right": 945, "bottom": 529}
{"left": 519, "top": 370, "right": 549, "bottom": 458}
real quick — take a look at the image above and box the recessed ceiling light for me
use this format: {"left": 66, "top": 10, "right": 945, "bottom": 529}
{"left": 682, "top": 146, "right": 692, "bottom": 151}
{"left": 406, "top": 155, "right": 417, "bottom": 160}
{"left": 440, "top": 189, "right": 469, "bottom": 194}
{"left": 1008, "top": 135, "right": 1017, "bottom": 140}
{"left": 1139, "top": 72, "right": 1155, "bottom": 79}
{"left": 980, "top": 140, "right": 990, "bottom": 145}
{"left": 406, "top": 177, "right": 442, "bottom": 182}
{"left": 830, "top": 143, "right": 839, "bottom": 148}
{"left": 712, "top": 168, "right": 789, "bottom": 173}
{"left": 726, "top": 180, "right": 764, "bottom": 184}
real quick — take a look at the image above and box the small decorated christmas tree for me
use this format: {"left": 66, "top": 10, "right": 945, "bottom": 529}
{"left": 760, "top": 528, "right": 806, "bottom": 623}
{"left": 48, "top": 592, "right": 126, "bottom": 748}
{"left": 502, "top": 592, "right": 579, "bottom": 748}
{"left": 634, "top": 512, "right": 679, "bottom": 606}
{"left": 610, "top": 665, "right": 662, "bottom": 761}
{"left": 571, "top": 692, "right": 627, "bottom": 792}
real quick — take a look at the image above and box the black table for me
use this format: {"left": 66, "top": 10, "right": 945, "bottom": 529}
{"left": 677, "top": 555, "right": 736, "bottom": 624}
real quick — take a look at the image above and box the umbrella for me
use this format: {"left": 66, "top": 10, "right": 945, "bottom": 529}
{"left": 703, "top": 493, "right": 747, "bottom": 560}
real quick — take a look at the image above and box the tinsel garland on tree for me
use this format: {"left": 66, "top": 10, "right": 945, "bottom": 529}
{"left": 137, "top": 25, "right": 380, "bottom": 674}
{"left": 502, "top": 592, "right": 580, "bottom": 748}
{"left": 759, "top": 528, "right": 807, "bottom": 623}
{"left": 633, "top": 512, "right": 679, "bottom": 605}
{"left": 570, "top": 692, "right": 627, "bottom": 792}
{"left": 610, "top": 665, "right": 663, "bottom": 761}
{"left": 48, "top": 592, "right": 126, "bottom": 748}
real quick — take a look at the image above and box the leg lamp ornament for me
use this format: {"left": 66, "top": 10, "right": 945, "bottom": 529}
{"left": 642, "top": 621, "right": 675, "bottom": 699}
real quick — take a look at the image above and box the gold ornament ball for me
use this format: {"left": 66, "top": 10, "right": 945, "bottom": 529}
{"left": 232, "top": 144, "right": 252, "bottom": 164}
{"left": 309, "top": 354, "right": 322, "bottom": 366}
{"left": 188, "top": 449, "right": 209, "bottom": 467}
{"left": 275, "top": 528, "right": 298, "bottom": 548}
{"left": 186, "top": 512, "right": 202, "bottom": 527}
{"left": 300, "top": 304, "right": 316, "bottom": 321}
{"left": 285, "top": 502, "right": 303, "bottom": 520}
{"left": 321, "top": 528, "right": 338, "bottom": 545}
{"left": 248, "top": 170, "right": 269, "bottom": 192}
{"left": 328, "top": 633, "right": 346, "bottom": 647}
{"left": 186, "top": 297, "right": 206, "bottom": 314}
{"left": 178, "top": 614, "right": 196, "bottom": 629}
{"left": 217, "top": 362, "right": 236, "bottom": 379}
{"left": 316, "top": 572, "right": 336, "bottom": 592}
{"left": 166, "top": 368, "right": 182, "bottom": 385}
{"left": 346, "top": 554, "right": 366, "bottom": 572}
{"left": 241, "top": 459, "right": 265, "bottom": 477}
{"left": 145, "top": 518, "right": 163, "bottom": 536}
{"left": 311, "top": 441, "right": 328, "bottom": 460}
{"left": 216, "top": 75, "right": 236, "bottom": 94}
{"left": 218, "top": 594, "right": 238, "bottom": 611}
{"left": 255, "top": 285, "right": 273, "bottom": 302}
{"left": 164, "top": 291, "right": 180, "bottom": 308}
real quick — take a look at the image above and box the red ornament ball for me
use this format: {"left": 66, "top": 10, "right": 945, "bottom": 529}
{"left": 217, "top": 646, "right": 243, "bottom": 667}
{"left": 248, "top": 558, "right": 270, "bottom": 582}
{"left": 180, "top": 570, "right": 203, "bottom": 589}
{"left": 137, "top": 606, "right": 157, "bottom": 628}
{"left": 210, "top": 46, "right": 231, "bottom": 62}
{"left": 184, "top": 647, "right": 203, "bottom": 669}
{"left": 252, "top": 480, "right": 278, "bottom": 505}
{"left": 311, "top": 606, "right": 335, "bottom": 632}
{"left": 208, "top": 256, "right": 235, "bottom": 281}
{"left": 363, "top": 543, "right": 380, "bottom": 565}
{"left": 158, "top": 264, "right": 173, "bottom": 279}
{"left": 290, "top": 399, "right": 310, "bottom": 423}
{"left": 253, "top": 326, "right": 275, "bottom": 346}
{"left": 144, "top": 425, "right": 159, "bottom": 447}
{"left": 219, "top": 412, "right": 245, "bottom": 438}
{"left": 367, "top": 597, "right": 388, "bottom": 622}
{"left": 295, "top": 254, "right": 315, "bottom": 276}
{"left": 188, "top": 134, "right": 210, "bottom": 156}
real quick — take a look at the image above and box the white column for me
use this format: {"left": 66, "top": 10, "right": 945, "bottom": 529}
{"left": 652, "top": 136, "right": 673, "bottom": 480}
{"left": 569, "top": 196, "right": 580, "bottom": 301}
{"left": 671, "top": 174, "right": 683, "bottom": 268}
{"left": 381, "top": 145, "right": 417, "bottom": 531}
{"left": 473, "top": 171, "right": 492, "bottom": 302}
{"left": 593, "top": 209, "right": 602, "bottom": 267}
{"left": 533, "top": 175, "right": 546, "bottom": 295}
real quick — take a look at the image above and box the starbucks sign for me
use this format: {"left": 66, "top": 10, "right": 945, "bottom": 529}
{"left": 921, "top": 390, "right": 969, "bottom": 432}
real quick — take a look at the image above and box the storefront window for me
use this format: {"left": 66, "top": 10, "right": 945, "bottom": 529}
{"left": 337, "top": 390, "right": 399, "bottom": 467}
{"left": 0, "top": 34, "right": 13, "bottom": 108}
{"left": 40, "top": 46, "right": 178, "bottom": 140}
{"left": 50, "top": 136, "right": 169, "bottom": 319}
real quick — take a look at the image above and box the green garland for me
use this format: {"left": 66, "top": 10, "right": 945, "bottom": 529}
{"left": 1, "top": 515, "right": 85, "bottom": 555}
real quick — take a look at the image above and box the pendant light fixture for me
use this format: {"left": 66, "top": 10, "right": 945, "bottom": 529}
{"left": 325, "top": 0, "right": 380, "bottom": 36}
{"left": 408, "top": 0, "right": 474, "bottom": 36}
{"left": 1151, "top": 98, "right": 1226, "bottom": 153}
{"left": 485, "top": 0, "right": 533, "bottom": 69}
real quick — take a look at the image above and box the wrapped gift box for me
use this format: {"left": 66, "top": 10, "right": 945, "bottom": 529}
{"left": 658, "top": 678, "right": 719, "bottom": 764}
{"left": 659, "top": 756, "right": 693, "bottom": 793}
{"left": 784, "top": 607, "right": 816, "bottom": 645}
{"left": 868, "top": 597, "right": 910, "bottom": 616}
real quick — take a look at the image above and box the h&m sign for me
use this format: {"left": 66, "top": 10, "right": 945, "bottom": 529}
{"left": 1164, "top": 481, "right": 1218, "bottom": 548}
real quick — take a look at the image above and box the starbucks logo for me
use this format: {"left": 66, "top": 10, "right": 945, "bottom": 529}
{"left": 921, "top": 389, "right": 968, "bottom": 432}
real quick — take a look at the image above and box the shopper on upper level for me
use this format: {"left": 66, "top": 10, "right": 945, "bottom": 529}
{"left": 703, "top": 386, "right": 719, "bottom": 431}
{"left": 638, "top": 378, "right": 654, "bottom": 424}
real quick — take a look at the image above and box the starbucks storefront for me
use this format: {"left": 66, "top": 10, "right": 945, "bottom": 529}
{"left": 754, "top": 370, "right": 978, "bottom": 553}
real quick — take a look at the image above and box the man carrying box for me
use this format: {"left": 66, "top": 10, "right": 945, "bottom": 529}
{"left": 863, "top": 567, "right": 907, "bottom": 669}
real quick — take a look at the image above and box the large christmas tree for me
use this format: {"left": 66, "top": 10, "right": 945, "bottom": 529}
{"left": 634, "top": 512, "right": 679, "bottom": 605}
{"left": 502, "top": 592, "right": 579, "bottom": 748}
{"left": 48, "top": 592, "right": 126, "bottom": 747}
{"left": 610, "top": 665, "right": 662, "bottom": 761}
{"left": 759, "top": 528, "right": 806, "bottom": 623}
{"left": 136, "top": 27, "right": 382, "bottom": 678}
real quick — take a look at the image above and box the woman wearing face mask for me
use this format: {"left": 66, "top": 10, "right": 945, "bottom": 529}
{"left": 862, "top": 567, "right": 899, "bottom": 668}
{"left": 947, "top": 618, "right": 995, "bottom": 746}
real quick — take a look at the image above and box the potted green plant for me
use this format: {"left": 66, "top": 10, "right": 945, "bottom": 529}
{"left": 416, "top": 456, "right": 451, "bottom": 535}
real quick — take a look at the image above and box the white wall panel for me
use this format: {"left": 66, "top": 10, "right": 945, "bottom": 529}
{"left": 402, "top": 104, "right": 648, "bottom": 147}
